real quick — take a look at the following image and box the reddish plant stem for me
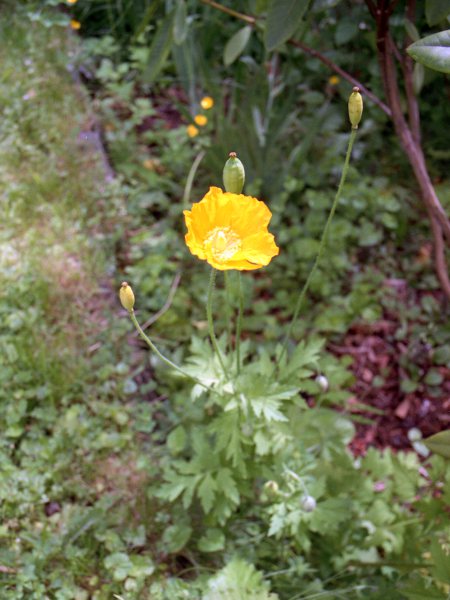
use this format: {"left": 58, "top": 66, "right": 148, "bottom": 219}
{"left": 370, "top": 0, "right": 450, "bottom": 298}
{"left": 403, "top": 0, "right": 421, "bottom": 144}
{"left": 200, "top": 0, "right": 390, "bottom": 117}
{"left": 287, "top": 38, "right": 391, "bottom": 117}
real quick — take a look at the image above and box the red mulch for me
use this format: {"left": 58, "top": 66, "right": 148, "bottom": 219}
{"left": 329, "top": 283, "right": 450, "bottom": 456}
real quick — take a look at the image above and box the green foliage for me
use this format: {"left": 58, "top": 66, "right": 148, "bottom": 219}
{"left": 224, "top": 25, "right": 252, "bottom": 66}
{"left": 424, "top": 430, "right": 450, "bottom": 458}
{"left": 265, "top": 0, "right": 309, "bottom": 50}
{"left": 425, "top": 0, "right": 450, "bottom": 27}
{"left": 407, "top": 30, "right": 450, "bottom": 74}
{"left": 143, "top": 10, "right": 176, "bottom": 83}
{"left": 0, "top": 11, "right": 158, "bottom": 599}
{"left": 4, "top": 1, "right": 450, "bottom": 599}
{"left": 203, "top": 559, "right": 278, "bottom": 599}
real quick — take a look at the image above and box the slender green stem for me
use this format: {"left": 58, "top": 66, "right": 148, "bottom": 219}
{"left": 235, "top": 272, "right": 244, "bottom": 374}
{"left": 207, "top": 268, "right": 228, "bottom": 376}
{"left": 129, "top": 310, "right": 214, "bottom": 394}
{"left": 278, "top": 128, "right": 358, "bottom": 365}
{"left": 182, "top": 150, "right": 205, "bottom": 207}
{"left": 223, "top": 271, "right": 233, "bottom": 352}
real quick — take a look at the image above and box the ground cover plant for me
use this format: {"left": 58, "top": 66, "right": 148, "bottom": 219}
{"left": 2, "top": 0, "right": 450, "bottom": 599}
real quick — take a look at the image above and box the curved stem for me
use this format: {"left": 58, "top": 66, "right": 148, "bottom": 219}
{"left": 129, "top": 310, "right": 215, "bottom": 394}
{"left": 207, "top": 268, "right": 228, "bottom": 376}
{"left": 235, "top": 272, "right": 244, "bottom": 374}
{"left": 182, "top": 150, "right": 205, "bottom": 207}
{"left": 278, "top": 128, "right": 358, "bottom": 365}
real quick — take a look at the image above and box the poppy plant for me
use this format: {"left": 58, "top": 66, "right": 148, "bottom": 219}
{"left": 183, "top": 187, "right": 279, "bottom": 270}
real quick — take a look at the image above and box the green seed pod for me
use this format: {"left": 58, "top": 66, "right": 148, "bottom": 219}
{"left": 223, "top": 152, "right": 245, "bottom": 194}
{"left": 119, "top": 281, "right": 135, "bottom": 312}
{"left": 348, "top": 87, "right": 363, "bottom": 129}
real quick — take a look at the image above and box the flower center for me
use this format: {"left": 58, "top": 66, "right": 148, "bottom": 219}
{"left": 204, "top": 226, "right": 241, "bottom": 262}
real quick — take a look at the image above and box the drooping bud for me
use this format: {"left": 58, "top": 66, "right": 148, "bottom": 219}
{"left": 223, "top": 152, "right": 245, "bottom": 194}
{"left": 300, "top": 495, "right": 316, "bottom": 513}
{"left": 119, "top": 281, "right": 135, "bottom": 312}
{"left": 348, "top": 87, "right": 363, "bottom": 129}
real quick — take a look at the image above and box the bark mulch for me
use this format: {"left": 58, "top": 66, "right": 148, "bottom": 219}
{"left": 329, "top": 282, "right": 449, "bottom": 456}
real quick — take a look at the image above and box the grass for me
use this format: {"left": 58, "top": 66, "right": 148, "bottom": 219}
{"left": 0, "top": 9, "right": 158, "bottom": 599}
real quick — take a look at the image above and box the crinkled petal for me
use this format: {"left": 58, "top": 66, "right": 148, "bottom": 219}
{"left": 227, "top": 195, "right": 272, "bottom": 238}
{"left": 236, "top": 232, "right": 280, "bottom": 266}
{"left": 183, "top": 186, "right": 279, "bottom": 271}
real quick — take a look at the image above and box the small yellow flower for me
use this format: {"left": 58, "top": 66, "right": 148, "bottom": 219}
{"left": 70, "top": 19, "right": 81, "bottom": 30}
{"left": 67, "top": 0, "right": 78, "bottom": 4}
{"left": 183, "top": 187, "right": 279, "bottom": 271}
{"left": 187, "top": 124, "right": 199, "bottom": 138}
{"left": 329, "top": 75, "right": 340, "bottom": 86}
{"left": 194, "top": 114, "right": 208, "bottom": 127}
{"left": 200, "top": 96, "right": 214, "bottom": 110}
{"left": 142, "top": 158, "right": 163, "bottom": 173}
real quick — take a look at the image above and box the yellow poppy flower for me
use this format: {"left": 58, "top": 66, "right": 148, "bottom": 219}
{"left": 200, "top": 96, "right": 214, "bottom": 110}
{"left": 183, "top": 187, "right": 279, "bottom": 271}
{"left": 328, "top": 75, "right": 340, "bottom": 86}
{"left": 194, "top": 114, "right": 208, "bottom": 126}
{"left": 67, "top": 0, "right": 78, "bottom": 4}
{"left": 70, "top": 19, "right": 81, "bottom": 30}
{"left": 187, "top": 124, "right": 199, "bottom": 138}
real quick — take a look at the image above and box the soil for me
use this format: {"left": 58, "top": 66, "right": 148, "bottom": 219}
{"left": 330, "top": 283, "right": 450, "bottom": 456}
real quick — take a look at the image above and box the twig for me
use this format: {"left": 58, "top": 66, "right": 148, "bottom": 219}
{"left": 138, "top": 271, "right": 182, "bottom": 333}
{"left": 288, "top": 39, "right": 392, "bottom": 117}
{"left": 199, "top": 0, "right": 256, "bottom": 24}
{"left": 403, "top": 0, "right": 421, "bottom": 144}
{"left": 369, "top": 0, "right": 450, "bottom": 299}
{"left": 430, "top": 212, "right": 450, "bottom": 299}
{"left": 199, "top": 0, "right": 390, "bottom": 117}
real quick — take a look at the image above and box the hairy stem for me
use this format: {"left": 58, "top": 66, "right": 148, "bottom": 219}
{"left": 207, "top": 268, "right": 228, "bottom": 376}
{"left": 223, "top": 271, "right": 233, "bottom": 351}
{"left": 278, "top": 128, "right": 358, "bottom": 364}
{"left": 235, "top": 272, "right": 244, "bottom": 374}
{"left": 129, "top": 310, "right": 214, "bottom": 393}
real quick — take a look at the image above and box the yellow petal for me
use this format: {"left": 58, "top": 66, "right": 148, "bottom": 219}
{"left": 183, "top": 187, "right": 278, "bottom": 271}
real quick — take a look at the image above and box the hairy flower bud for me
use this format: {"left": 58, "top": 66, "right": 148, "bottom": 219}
{"left": 119, "top": 282, "right": 135, "bottom": 312}
{"left": 301, "top": 495, "right": 316, "bottom": 512}
{"left": 348, "top": 87, "right": 363, "bottom": 129}
{"left": 223, "top": 152, "right": 245, "bottom": 194}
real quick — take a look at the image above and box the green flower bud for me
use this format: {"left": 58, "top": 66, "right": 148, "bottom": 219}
{"left": 119, "top": 281, "right": 135, "bottom": 312}
{"left": 223, "top": 152, "right": 245, "bottom": 194}
{"left": 348, "top": 87, "right": 363, "bottom": 129}
{"left": 264, "top": 480, "right": 279, "bottom": 495}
